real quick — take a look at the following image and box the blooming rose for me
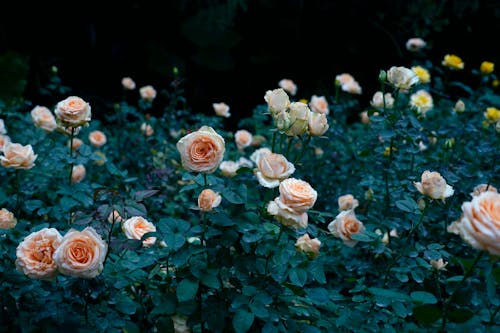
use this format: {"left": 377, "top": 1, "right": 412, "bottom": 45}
{"left": 484, "top": 107, "right": 500, "bottom": 123}
{"left": 139, "top": 85, "right": 157, "bottom": 102}
{"left": 71, "top": 164, "right": 86, "bottom": 184}
{"left": 0, "top": 119, "right": 6, "bottom": 134}
{"left": 453, "top": 99, "right": 466, "bottom": 113}
{"left": 141, "top": 122, "right": 154, "bottom": 136}
{"left": 250, "top": 147, "right": 272, "bottom": 163}
{"left": 338, "top": 194, "right": 359, "bottom": 211}
{"left": 234, "top": 129, "right": 253, "bottom": 150}
{"left": 360, "top": 111, "right": 370, "bottom": 124}
{"left": 54, "top": 96, "right": 92, "bottom": 127}
{"left": 68, "top": 138, "right": 84, "bottom": 150}
{"left": 219, "top": 160, "right": 239, "bottom": 177}
{"left": 471, "top": 184, "right": 497, "bottom": 197}
{"left": 0, "top": 141, "right": 37, "bottom": 169}
{"left": 405, "top": 37, "right": 427, "bottom": 52}
{"left": 341, "top": 80, "right": 362, "bottom": 94}
{"left": 309, "top": 95, "right": 329, "bottom": 114}
{"left": 295, "top": 233, "right": 321, "bottom": 258}
{"left": 335, "top": 73, "right": 355, "bottom": 86}
{"left": 31, "top": 106, "right": 57, "bottom": 132}
{"left": 279, "top": 178, "right": 317, "bottom": 214}
{"left": 107, "top": 210, "right": 123, "bottom": 224}
{"left": 198, "top": 189, "right": 222, "bottom": 212}
{"left": 264, "top": 88, "right": 290, "bottom": 115}
{"left": 328, "top": 210, "right": 365, "bottom": 247}
{"left": 254, "top": 152, "right": 295, "bottom": 188}
{"left": 121, "top": 77, "right": 136, "bottom": 90}
{"left": 15, "top": 228, "right": 62, "bottom": 280}
{"left": 285, "top": 102, "right": 310, "bottom": 136}
{"left": 88, "top": 130, "right": 107, "bottom": 147}
{"left": 172, "top": 314, "right": 191, "bottom": 333}
{"left": 122, "top": 216, "right": 157, "bottom": 247}
{"left": 0, "top": 134, "right": 10, "bottom": 152}
{"left": 176, "top": 126, "right": 225, "bottom": 174}
{"left": 212, "top": 102, "right": 231, "bottom": 118}
{"left": 442, "top": 54, "right": 464, "bottom": 70}
{"left": 413, "top": 170, "right": 454, "bottom": 200}
{"left": 267, "top": 198, "right": 308, "bottom": 229}
{"left": 387, "top": 66, "right": 420, "bottom": 90}
{"left": 278, "top": 79, "right": 297, "bottom": 96}
{"left": 53, "top": 227, "right": 107, "bottom": 278}
{"left": 308, "top": 111, "right": 329, "bottom": 136}
{"left": 480, "top": 61, "right": 494, "bottom": 75}
{"left": 410, "top": 89, "right": 434, "bottom": 116}
{"left": 237, "top": 157, "right": 253, "bottom": 169}
{"left": 412, "top": 66, "right": 431, "bottom": 84}
{"left": 370, "top": 91, "right": 395, "bottom": 109}
{"left": 0, "top": 208, "right": 17, "bottom": 229}
{"left": 447, "top": 191, "right": 500, "bottom": 256}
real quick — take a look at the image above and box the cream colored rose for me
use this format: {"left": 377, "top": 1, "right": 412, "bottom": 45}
{"left": 141, "top": 122, "right": 154, "bottom": 136}
{"left": 273, "top": 110, "right": 291, "bottom": 133}
{"left": 471, "top": 184, "right": 497, "bottom": 197}
{"left": 71, "top": 164, "right": 86, "bottom": 184}
{"left": 0, "top": 208, "right": 17, "bottom": 229}
{"left": 264, "top": 88, "right": 290, "bottom": 115}
{"left": 139, "top": 85, "right": 157, "bottom": 102}
{"left": 237, "top": 157, "right": 253, "bottom": 169}
{"left": 15, "top": 228, "right": 62, "bottom": 280}
{"left": 335, "top": 73, "right": 355, "bottom": 86}
{"left": 0, "top": 134, "right": 10, "bottom": 152}
{"left": 219, "top": 160, "right": 239, "bottom": 177}
{"left": 295, "top": 233, "right": 321, "bottom": 258}
{"left": 285, "top": 102, "right": 310, "bottom": 136}
{"left": 172, "top": 314, "right": 191, "bottom": 333}
{"left": 0, "top": 141, "right": 37, "bottom": 170}
{"left": 212, "top": 102, "right": 231, "bottom": 118}
{"left": 267, "top": 198, "right": 308, "bottom": 229}
{"left": 54, "top": 96, "right": 92, "bottom": 127}
{"left": 107, "top": 210, "right": 123, "bottom": 224}
{"left": 88, "top": 130, "right": 107, "bottom": 147}
{"left": 68, "top": 138, "right": 84, "bottom": 150}
{"left": 198, "top": 189, "right": 222, "bottom": 212}
{"left": 410, "top": 89, "right": 433, "bottom": 116}
{"left": 447, "top": 191, "right": 500, "bottom": 256}
{"left": 250, "top": 147, "right": 272, "bottom": 163}
{"left": 234, "top": 129, "right": 253, "bottom": 150}
{"left": 405, "top": 38, "right": 427, "bottom": 52}
{"left": 121, "top": 77, "right": 136, "bottom": 90}
{"left": 430, "top": 258, "right": 448, "bottom": 270}
{"left": 308, "top": 112, "right": 329, "bottom": 136}
{"left": 0, "top": 119, "right": 6, "bottom": 134}
{"left": 338, "top": 194, "right": 359, "bottom": 211}
{"left": 31, "top": 106, "right": 57, "bottom": 132}
{"left": 279, "top": 178, "right": 317, "bottom": 214}
{"left": 387, "top": 66, "right": 420, "bottom": 90}
{"left": 370, "top": 91, "right": 395, "bottom": 109}
{"left": 254, "top": 152, "right": 295, "bottom": 188}
{"left": 53, "top": 227, "right": 107, "bottom": 278}
{"left": 278, "top": 79, "right": 297, "bottom": 96}
{"left": 122, "top": 216, "right": 157, "bottom": 247}
{"left": 341, "top": 80, "right": 362, "bottom": 94}
{"left": 453, "top": 99, "right": 466, "bottom": 113}
{"left": 413, "top": 170, "right": 454, "bottom": 200}
{"left": 328, "top": 210, "right": 365, "bottom": 247}
{"left": 176, "top": 126, "right": 225, "bottom": 174}
{"left": 309, "top": 95, "right": 329, "bottom": 115}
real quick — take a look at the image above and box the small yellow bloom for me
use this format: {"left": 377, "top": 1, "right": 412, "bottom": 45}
{"left": 412, "top": 66, "right": 431, "bottom": 84}
{"left": 485, "top": 107, "right": 500, "bottom": 122}
{"left": 480, "top": 61, "right": 494, "bottom": 74}
{"left": 383, "top": 146, "right": 397, "bottom": 157}
{"left": 442, "top": 54, "right": 464, "bottom": 70}
{"left": 298, "top": 99, "right": 308, "bottom": 104}
{"left": 493, "top": 80, "right": 500, "bottom": 88}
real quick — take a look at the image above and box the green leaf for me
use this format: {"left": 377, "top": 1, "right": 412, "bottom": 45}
{"left": 24, "top": 200, "right": 43, "bottom": 213}
{"left": 289, "top": 268, "right": 308, "bottom": 287}
{"left": 233, "top": 308, "right": 254, "bottom": 333}
{"left": 122, "top": 322, "right": 141, "bottom": 333}
{"left": 306, "top": 288, "right": 329, "bottom": 305}
{"left": 350, "top": 232, "right": 373, "bottom": 242}
{"left": 395, "top": 199, "right": 419, "bottom": 213}
{"left": 133, "top": 189, "right": 159, "bottom": 201}
{"left": 209, "top": 212, "right": 236, "bottom": 227}
{"left": 368, "top": 288, "right": 410, "bottom": 302}
{"left": 223, "top": 183, "right": 247, "bottom": 204}
{"left": 447, "top": 307, "right": 474, "bottom": 323}
{"left": 177, "top": 278, "right": 199, "bottom": 302}
{"left": 413, "top": 305, "right": 442, "bottom": 323}
{"left": 410, "top": 291, "right": 437, "bottom": 304}
{"left": 116, "top": 297, "right": 137, "bottom": 315}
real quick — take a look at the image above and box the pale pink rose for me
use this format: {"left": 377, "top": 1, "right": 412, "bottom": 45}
{"left": 140, "top": 122, "right": 154, "bottom": 136}
{"left": 139, "top": 85, "right": 157, "bottom": 102}
{"left": 335, "top": 73, "right": 355, "bottom": 86}
{"left": 264, "top": 88, "right": 290, "bottom": 115}
{"left": 471, "top": 184, "right": 497, "bottom": 197}
{"left": 107, "top": 210, "right": 123, "bottom": 224}
{"left": 234, "top": 129, "right": 253, "bottom": 150}
{"left": 0, "top": 134, "right": 10, "bottom": 152}
{"left": 30, "top": 106, "right": 57, "bottom": 132}
{"left": 360, "top": 111, "right": 370, "bottom": 124}
{"left": 278, "top": 79, "right": 297, "bottom": 96}
{"left": 370, "top": 91, "right": 395, "bottom": 109}
{"left": 71, "top": 164, "right": 86, "bottom": 184}
{"left": 0, "top": 141, "right": 37, "bottom": 169}
{"left": 405, "top": 37, "right": 427, "bottom": 52}
{"left": 176, "top": 126, "right": 225, "bottom": 174}
{"left": 219, "top": 160, "right": 239, "bottom": 177}
{"left": 250, "top": 147, "right": 272, "bottom": 163}
{"left": 328, "top": 210, "right": 365, "bottom": 247}
{"left": 15, "top": 228, "right": 62, "bottom": 280}
{"left": 0, "top": 119, "right": 6, "bottom": 134}
{"left": 254, "top": 152, "right": 295, "bottom": 188}
{"left": 121, "top": 77, "right": 136, "bottom": 90}
{"left": 309, "top": 95, "right": 329, "bottom": 115}
{"left": 212, "top": 102, "right": 231, "bottom": 118}
{"left": 54, "top": 96, "right": 91, "bottom": 127}
{"left": 88, "top": 130, "right": 107, "bottom": 147}
{"left": 308, "top": 112, "right": 329, "bottom": 136}
{"left": 413, "top": 170, "right": 454, "bottom": 200}
{"left": 430, "top": 258, "right": 448, "bottom": 270}
{"left": 267, "top": 198, "right": 308, "bottom": 229}
{"left": 198, "top": 189, "right": 222, "bottom": 212}
{"left": 295, "top": 233, "right": 321, "bottom": 258}
{"left": 122, "top": 216, "right": 157, "bottom": 247}
{"left": 341, "top": 80, "right": 362, "bottom": 94}
{"left": 387, "top": 66, "right": 420, "bottom": 90}
{"left": 338, "top": 194, "right": 359, "bottom": 211}
{"left": 279, "top": 178, "right": 317, "bottom": 214}
{"left": 53, "top": 227, "right": 107, "bottom": 278}
{"left": 447, "top": 191, "right": 500, "bottom": 256}
{"left": 68, "top": 138, "right": 84, "bottom": 150}
{"left": 0, "top": 208, "right": 17, "bottom": 229}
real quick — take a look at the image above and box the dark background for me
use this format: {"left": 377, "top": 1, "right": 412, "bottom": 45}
{"left": 1, "top": 0, "right": 499, "bottom": 130}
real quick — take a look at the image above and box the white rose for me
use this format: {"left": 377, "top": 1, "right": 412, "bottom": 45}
{"left": 264, "top": 88, "right": 290, "bottom": 115}
{"left": 413, "top": 170, "right": 454, "bottom": 200}
{"left": 387, "top": 66, "right": 420, "bottom": 90}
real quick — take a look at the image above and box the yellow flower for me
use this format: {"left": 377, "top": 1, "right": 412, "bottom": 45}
{"left": 383, "top": 146, "right": 397, "bottom": 157}
{"left": 480, "top": 61, "right": 494, "bottom": 74}
{"left": 298, "top": 99, "right": 308, "bottom": 104}
{"left": 493, "top": 80, "right": 500, "bottom": 88}
{"left": 411, "top": 66, "right": 431, "bottom": 84}
{"left": 442, "top": 54, "right": 464, "bottom": 70}
{"left": 485, "top": 107, "right": 500, "bottom": 123}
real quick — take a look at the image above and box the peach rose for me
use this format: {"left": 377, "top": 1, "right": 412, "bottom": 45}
{"left": 212, "top": 102, "right": 231, "bottom": 118}
{"left": 308, "top": 112, "right": 329, "bottom": 136}
{"left": 139, "top": 85, "right": 157, "bottom": 102}
{"left": 198, "top": 189, "right": 222, "bottom": 212}
{"left": 413, "top": 170, "right": 454, "bottom": 201}
{"left": 0, "top": 208, "right": 17, "bottom": 229}
{"left": 360, "top": 111, "right": 370, "bottom": 124}
{"left": 279, "top": 178, "right": 317, "bottom": 214}
{"left": 0, "top": 134, "right": 10, "bottom": 152}
{"left": 121, "top": 77, "right": 136, "bottom": 90}
{"left": 53, "top": 227, "right": 107, "bottom": 278}
{"left": 54, "top": 96, "right": 92, "bottom": 127}
{"left": 0, "top": 141, "right": 37, "bottom": 169}
{"left": 387, "top": 66, "right": 420, "bottom": 90}
{"left": 141, "top": 122, "right": 154, "bottom": 136}
{"left": 264, "top": 88, "right": 290, "bottom": 115}
{"left": 219, "top": 160, "right": 239, "bottom": 177}
{"left": 309, "top": 95, "right": 329, "bottom": 115}
{"left": 250, "top": 147, "right": 272, "bottom": 163}
{"left": 278, "top": 79, "right": 297, "bottom": 96}
{"left": 71, "top": 164, "right": 86, "bottom": 184}
{"left": 237, "top": 157, "right": 253, "bottom": 169}
{"left": 328, "top": 210, "right": 365, "bottom": 247}
{"left": 31, "top": 106, "right": 57, "bottom": 132}
{"left": 341, "top": 80, "right": 362, "bottom": 94}
{"left": 0, "top": 119, "right": 6, "bottom": 134}
{"left": 122, "top": 216, "right": 157, "bottom": 247}
{"left": 285, "top": 102, "right": 310, "bottom": 136}
{"left": 176, "top": 126, "right": 225, "bottom": 174}
{"left": 370, "top": 91, "right": 395, "bottom": 109}
{"left": 254, "top": 152, "right": 295, "bottom": 188}
{"left": 68, "top": 138, "right": 84, "bottom": 150}
{"left": 88, "top": 130, "right": 107, "bottom": 147}
{"left": 405, "top": 37, "right": 427, "bottom": 52}
{"left": 471, "top": 184, "right": 497, "bottom": 197}
{"left": 15, "top": 228, "right": 62, "bottom": 280}
{"left": 267, "top": 198, "right": 308, "bottom": 229}
{"left": 338, "top": 194, "right": 359, "bottom": 211}
{"left": 335, "top": 73, "right": 355, "bottom": 86}
{"left": 447, "top": 191, "right": 500, "bottom": 256}
{"left": 295, "top": 233, "right": 321, "bottom": 258}
{"left": 107, "top": 210, "right": 123, "bottom": 224}
{"left": 234, "top": 129, "right": 253, "bottom": 150}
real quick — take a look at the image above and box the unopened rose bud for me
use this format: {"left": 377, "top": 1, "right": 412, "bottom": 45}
{"left": 378, "top": 70, "right": 387, "bottom": 83}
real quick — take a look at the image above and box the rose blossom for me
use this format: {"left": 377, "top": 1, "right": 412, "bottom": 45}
{"left": 212, "top": 102, "right": 231, "bottom": 118}
{"left": 413, "top": 170, "right": 454, "bottom": 201}
{"left": 453, "top": 99, "right": 466, "bottom": 113}
{"left": 0, "top": 208, "right": 17, "bottom": 229}
{"left": 68, "top": 138, "right": 84, "bottom": 150}
{"left": 0, "top": 141, "right": 37, "bottom": 169}
{"left": 54, "top": 96, "right": 92, "bottom": 127}
{"left": 412, "top": 66, "right": 431, "bottom": 84}
{"left": 71, "top": 164, "right": 86, "bottom": 184}
{"left": 121, "top": 77, "right": 136, "bottom": 90}
{"left": 370, "top": 91, "right": 395, "bottom": 109}
{"left": 387, "top": 66, "right": 420, "bottom": 90}
{"left": 172, "top": 314, "right": 191, "bottom": 333}
{"left": 264, "top": 88, "right": 290, "bottom": 115}
{"left": 219, "top": 160, "right": 240, "bottom": 177}
{"left": 308, "top": 112, "right": 329, "bottom": 136}
{"left": 141, "top": 122, "right": 154, "bottom": 136}
{"left": 309, "top": 95, "right": 329, "bottom": 114}
{"left": 15, "top": 228, "right": 62, "bottom": 280}
{"left": 471, "top": 184, "right": 497, "bottom": 197}
{"left": 250, "top": 147, "right": 272, "bottom": 163}
{"left": 278, "top": 79, "right": 297, "bottom": 96}
{"left": 447, "top": 191, "right": 500, "bottom": 256}
{"left": 53, "top": 227, "right": 107, "bottom": 278}
{"left": 88, "top": 130, "right": 107, "bottom": 147}
{"left": 139, "top": 85, "right": 157, "bottom": 102}
{"left": 0, "top": 134, "right": 10, "bottom": 152}
{"left": 254, "top": 152, "right": 295, "bottom": 188}
{"left": 234, "top": 129, "right": 253, "bottom": 150}
{"left": 30, "top": 106, "right": 57, "bottom": 132}
{"left": 410, "top": 89, "right": 434, "bottom": 116}
{"left": 480, "top": 61, "right": 494, "bottom": 75}
{"left": 107, "top": 210, "right": 123, "bottom": 224}
{"left": 328, "top": 210, "right": 365, "bottom": 247}
{"left": 442, "top": 54, "right": 464, "bottom": 70}
{"left": 405, "top": 37, "right": 427, "bottom": 52}
{"left": 285, "top": 102, "right": 310, "bottom": 136}
{"left": 176, "top": 126, "right": 225, "bottom": 174}
{"left": 267, "top": 198, "right": 308, "bottom": 229}
{"left": 338, "top": 194, "right": 359, "bottom": 211}
{"left": 295, "top": 233, "right": 321, "bottom": 258}
{"left": 341, "top": 80, "right": 362, "bottom": 94}
{"left": 279, "top": 178, "right": 317, "bottom": 214}
{"left": 198, "top": 189, "right": 222, "bottom": 212}
{"left": 122, "top": 216, "right": 157, "bottom": 247}
{"left": 335, "top": 73, "right": 355, "bottom": 86}
{"left": 430, "top": 258, "right": 448, "bottom": 271}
